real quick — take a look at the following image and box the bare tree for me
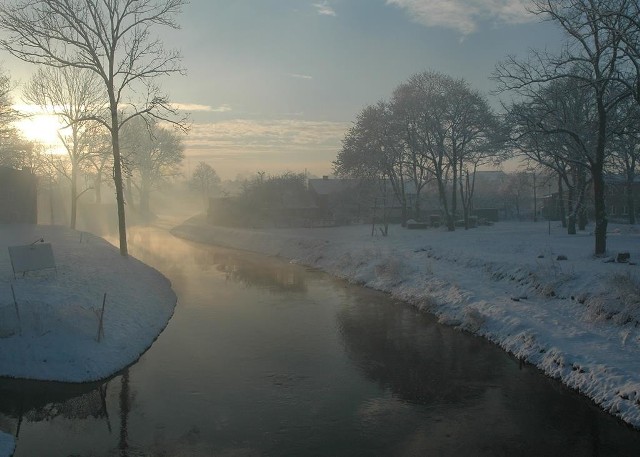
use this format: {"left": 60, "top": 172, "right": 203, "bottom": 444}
{"left": 608, "top": 96, "right": 640, "bottom": 224}
{"left": 23, "top": 66, "right": 104, "bottom": 229}
{"left": 0, "top": 66, "right": 34, "bottom": 168}
{"left": 333, "top": 101, "right": 409, "bottom": 224}
{"left": 120, "top": 117, "right": 184, "bottom": 220}
{"left": 85, "top": 128, "right": 113, "bottom": 204}
{"left": 494, "top": 0, "right": 630, "bottom": 255}
{"left": 393, "top": 71, "right": 500, "bottom": 230}
{"left": 505, "top": 76, "right": 598, "bottom": 234}
{"left": 189, "top": 161, "right": 221, "bottom": 207}
{"left": 600, "top": 0, "right": 640, "bottom": 104}
{"left": 500, "top": 171, "right": 534, "bottom": 220}
{"left": 0, "top": 0, "right": 188, "bottom": 255}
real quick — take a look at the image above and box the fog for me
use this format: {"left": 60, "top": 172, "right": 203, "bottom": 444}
{"left": 37, "top": 179, "right": 205, "bottom": 238}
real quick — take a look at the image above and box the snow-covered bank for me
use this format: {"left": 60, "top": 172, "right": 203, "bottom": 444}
{"left": 173, "top": 216, "right": 640, "bottom": 429}
{"left": 0, "top": 224, "right": 176, "bottom": 383}
{"left": 0, "top": 432, "right": 13, "bottom": 457}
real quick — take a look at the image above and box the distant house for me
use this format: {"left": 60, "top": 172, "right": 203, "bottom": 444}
{"left": 308, "top": 176, "right": 365, "bottom": 224}
{"left": 0, "top": 166, "right": 38, "bottom": 224}
{"left": 605, "top": 175, "right": 640, "bottom": 222}
{"left": 209, "top": 185, "right": 320, "bottom": 228}
{"left": 471, "top": 170, "right": 507, "bottom": 221}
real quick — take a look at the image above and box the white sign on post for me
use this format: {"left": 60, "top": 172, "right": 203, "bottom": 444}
{"left": 8, "top": 243, "right": 56, "bottom": 277}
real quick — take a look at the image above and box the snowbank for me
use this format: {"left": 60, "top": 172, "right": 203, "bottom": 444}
{"left": 0, "top": 433, "right": 13, "bottom": 457}
{"left": 173, "top": 216, "right": 640, "bottom": 428}
{"left": 0, "top": 224, "right": 176, "bottom": 383}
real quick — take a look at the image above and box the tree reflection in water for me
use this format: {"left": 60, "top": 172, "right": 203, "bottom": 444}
{"left": 0, "top": 377, "right": 112, "bottom": 438}
{"left": 335, "top": 288, "right": 630, "bottom": 456}
{"left": 118, "top": 369, "right": 129, "bottom": 457}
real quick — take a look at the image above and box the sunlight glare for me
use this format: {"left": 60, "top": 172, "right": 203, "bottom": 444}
{"left": 15, "top": 109, "right": 68, "bottom": 154}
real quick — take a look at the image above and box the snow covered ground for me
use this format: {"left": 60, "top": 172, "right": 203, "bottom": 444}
{"left": 173, "top": 216, "right": 640, "bottom": 429}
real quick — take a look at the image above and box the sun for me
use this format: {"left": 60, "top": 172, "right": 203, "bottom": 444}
{"left": 17, "top": 114, "right": 65, "bottom": 144}
{"left": 14, "top": 105, "right": 68, "bottom": 154}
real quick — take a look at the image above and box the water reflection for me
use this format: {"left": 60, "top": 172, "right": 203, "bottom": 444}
{"left": 117, "top": 226, "right": 306, "bottom": 293}
{"left": 335, "top": 290, "right": 622, "bottom": 456}
{"left": 0, "top": 378, "right": 110, "bottom": 432}
{"left": 337, "top": 297, "right": 504, "bottom": 405}
{"left": 118, "top": 370, "right": 130, "bottom": 457}
{"left": 207, "top": 251, "right": 306, "bottom": 292}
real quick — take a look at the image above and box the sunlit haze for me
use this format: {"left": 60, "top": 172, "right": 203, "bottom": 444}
{"left": 14, "top": 106, "right": 67, "bottom": 154}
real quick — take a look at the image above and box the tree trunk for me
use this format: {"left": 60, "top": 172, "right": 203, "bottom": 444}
{"left": 558, "top": 175, "right": 566, "bottom": 228}
{"left": 451, "top": 159, "right": 458, "bottom": 228}
{"left": 567, "top": 186, "right": 576, "bottom": 235}
{"left": 414, "top": 191, "right": 421, "bottom": 222}
{"left": 578, "top": 207, "right": 588, "bottom": 231}
{"left": 111, "top": 107, "right": 128, "bottom": 256}
{"left": 70, "top": 161, "right": 77, "bottom": 230}
{"left": 576, "top": 169, "right": 588, "bottom": 231}
{"left": 438, "top": 177, "right": 454, "bottom": 231}
{"left": 532, "top": 173, "right": 538, "bottom": 222}
{"left": 593, "top": 99, "right": 607, "bottom": 256}
{"left": 593, "top": 164, "right": 607, "bottom": 255}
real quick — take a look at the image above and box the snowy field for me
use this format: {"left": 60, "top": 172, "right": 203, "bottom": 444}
{"left": 173, "top": 216, "right": 640, "bottom": 429}
{"left": 0, "top": 224, "right": 176, "bottom": 383}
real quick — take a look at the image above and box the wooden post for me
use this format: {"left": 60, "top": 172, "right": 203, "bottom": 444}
{"left": 11, "top": 284, "right": 21, "bottom": 336}
{"left": 97, "top": 293, "right": 107, "bottom": 342}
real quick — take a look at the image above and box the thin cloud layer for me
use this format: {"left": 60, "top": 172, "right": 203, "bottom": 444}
{"left": 171, "top": 103, "right": 232, "bottom": 113}
{"left": 289, "top": 73, "right": 313, "bottom": 80}
{"left": 314, "top": 1, "right": 337, "bottom": 17}
{"left": 386, "top": 0, "right": 533, "bottom": 34}
{"left": 184, "top": 118, "right": 350, "bottom": 177}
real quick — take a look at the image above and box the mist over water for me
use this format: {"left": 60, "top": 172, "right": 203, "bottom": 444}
{"left": 2, "top": 225, "right": 640, "bottom": 456}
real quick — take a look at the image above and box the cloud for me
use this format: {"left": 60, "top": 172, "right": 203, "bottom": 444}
{"left": 171, "top": 103, "right": 232, "bottom": 113}
{"left": 314, "top": 1, "right": 336, "bottom": 17}
{"left": 187, "top": 118, "right": 348, "bottom": 151}
{"left": 288, "top": 73, "right": 313, "bottom": 80}
{"left": 183, "top": 118, "right": 350, "bottom": 178}
{"left": 386, "top": 0, "right": 533, "bottom": 35}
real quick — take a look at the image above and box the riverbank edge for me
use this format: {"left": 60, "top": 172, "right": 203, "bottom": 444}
{"left": 171, "top": 216, "right": 640, "bottom": 430}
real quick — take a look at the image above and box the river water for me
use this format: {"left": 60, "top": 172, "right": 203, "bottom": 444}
{"left": 2, "top": 226, "right": 640, "bottom": 456}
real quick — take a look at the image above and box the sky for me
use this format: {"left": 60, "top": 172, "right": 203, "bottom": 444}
{"left": 9, "top": 0, "right": 565, "bottom": 180}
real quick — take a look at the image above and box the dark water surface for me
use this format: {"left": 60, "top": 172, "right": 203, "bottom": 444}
{"left": 2, "top": 226, "right": 640, "bottom": 456}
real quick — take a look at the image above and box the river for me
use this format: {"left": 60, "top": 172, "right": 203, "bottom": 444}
{"left": 1, "top": 225, "right": 640, "bottom": 456}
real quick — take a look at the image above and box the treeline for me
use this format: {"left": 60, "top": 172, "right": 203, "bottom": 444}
{"left": 337, "top": 0, "right": 640, "bottom": 256}
{"left": 334, "top": 71, "right": 504, "bottom": 231}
